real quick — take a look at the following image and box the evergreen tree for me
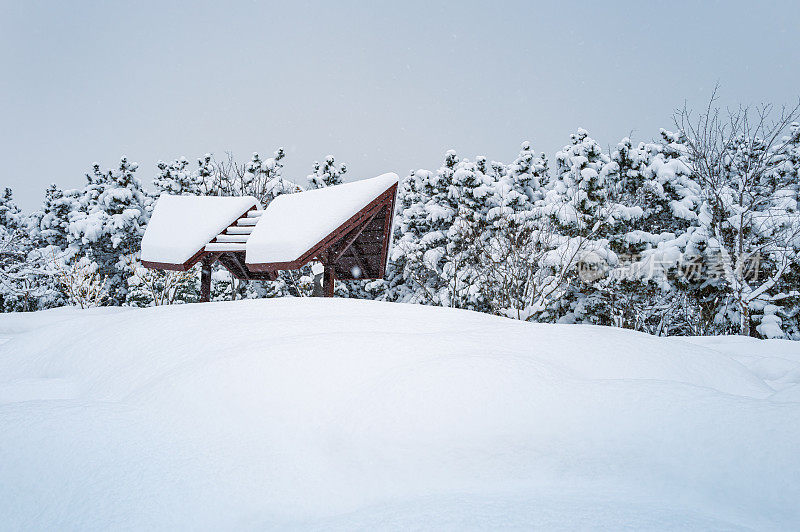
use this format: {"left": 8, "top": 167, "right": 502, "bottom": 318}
{"left": 154, "top": 157, "right": 202, "bottom": 196}
{"left": 0, "top": 189, "right": 26, "bottom": 310}
{"left": 533, "top": 131, "right": 614, "bottom": 324}
{"left": 70, "top": 157, "right": 150, "bottom": 305}
{"left": 388, "top": 151, "right": 494, "bottom": 309}
{"left": 259, "top": 148, "right": 302, "bottom": 205}
{"left": 196, "top": 154, "right": 216, "bottom": 195}
{"left": 30, "top": 184, "right": 75, "bottom": 249}
{"left": 0, "top": 188, "right": 21, "bottom": 230}
{"left": 308, "top": 155, "right": 347, "bottom": 189}
{"left": 768, "top": 123, "right": 800, "bottom": 337}
{"left": 444, "top": 157, "right": 494, "bottom": 310}
{"left": 545, "top": 129, "right": 613, "bottom": 237}
{"left": 0, "top": 189, "right": 61, "bottom": 311}
{"left": 488, "top": 142, "right": 548, "bottom": 227}
{"left": 507, "top": 142, "right": 549, "bottom": 202}
{"left": 379, "top": 169, "right": 431, "bottom": 302}
{"left": 405, "top": 151, "right": 460, "bottom": 304}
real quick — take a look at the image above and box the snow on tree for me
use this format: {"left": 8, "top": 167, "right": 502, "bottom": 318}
{"left": 308, "top": 155, "right": 347, "bottom": 189}
{"left": 0, "top": 189, "right": 29, "bottom": 310}
{"left": 395, "top": 152, "right": 460, "bottom": 305}
{"left": 386, "top": 151, "right": 498, "bottom": 310}
{"left": 241, "top": 151, "right": 297, "bottom": 204}
{"left": 545, "top": 129, "right": 613, "bottom": 236}
{"left": 0, "top": 189, "right": 63, "bottom": 311}
{"left": 51, "top": 256, "right": 108, "bottom": 308}
{"left": 29, "top": 184, "right": 77, "bottom": 249}
{"left": 195, "top": 154, "right": 216, "bottom": 195}
{"left": 579, "top": 134, "right": 705, "bottom": 334}
{"left": 476, "top": 142, "right": 593, "bottom": 322}
{"left": 530, "top": 130, "right": 619, "bottom": 324}
{"left": 767, "top": 122, "right": 800, "bottom": 338}
{"left": 497, "top": 141, "right": 549, "bottom": 215}
{"left": 257, "top": 148, "right": 304, "bottom": 205}
{"left": 153, "top": 157, "right": 202, "bottom": 196}
{"left": 676, "top": 95, "right": 800, "bottom": 337}
{"left": 444, "top": 157, "right": 495, "bottom": 310}
{"left": 69, "top": 157, "right": 150, "bottom": 305}
{"left": 377, "top": 169, "right": 432, "bottom": 303}
{"left": 477, "top": 144, "right": 551, "bottom": 317}
{"left": 0, "top": 188, "right": 22, "bottom": 230}
{"left": 194, "top": 149, "right": 302, "bottom": 207}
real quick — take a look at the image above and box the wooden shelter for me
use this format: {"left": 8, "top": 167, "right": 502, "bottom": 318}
{"left": 140, "top": 174, "right": 398, "bottom": 301}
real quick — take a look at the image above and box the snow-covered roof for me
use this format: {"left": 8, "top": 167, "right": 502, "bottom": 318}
{"left": 245, "top": 173, "right": 398, "bottom": 266}
{"left": 141, "top": 195, "right": 258, "bottom": 266}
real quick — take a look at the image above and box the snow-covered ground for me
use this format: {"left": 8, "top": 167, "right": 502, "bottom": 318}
{"left": 1, "top": 299, "right": 799, "bottom": 530}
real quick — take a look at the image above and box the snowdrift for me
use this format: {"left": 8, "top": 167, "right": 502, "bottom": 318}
{"left": 1, "top": 299, "right": 799, "bottom": 530}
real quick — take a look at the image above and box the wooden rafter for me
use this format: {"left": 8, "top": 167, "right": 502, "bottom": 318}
{"left": 331, "top": 211, "right": 379, "bottom": 263}
{"left": 227, "top": 252, "right": 251, "bottom": 281}
{"left": 349, "top": 240, "right": 371, "bottom": 279}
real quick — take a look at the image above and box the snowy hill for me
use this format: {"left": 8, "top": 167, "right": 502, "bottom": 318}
{"left": 1, "top": 299, "right": 799, "bottom": 530}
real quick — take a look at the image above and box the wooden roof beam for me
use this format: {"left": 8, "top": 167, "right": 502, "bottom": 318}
{"left": 331, "top": 211, "right": 378, "bottom": 263}
{"left": 349, "top": 240, "right": 372, "bottom": 279}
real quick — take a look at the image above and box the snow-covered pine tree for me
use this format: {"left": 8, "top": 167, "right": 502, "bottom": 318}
{"left": 624, "top": 131, "right": 710, "bottom": 333}
{"left": 479, "top": 143, "right": 556, "bottom": 319}
{"left": 377, "top": 169, "right": 431, "bottom": 302}
{"left": 0, "top": 188, "right": 60, "bottom": 311}
{"left": 23, "top": 184, "right": 80, "bottom": 310}
{"left": 579, "top": 134, "right": 703, "bottom": 334}
{"left": 70, "top": 157, "right": 150, "bottom": 305}
{"left": 500, "top": 141, "right": 549, "bottom": 212}
{"left": 0, "top": 188, "right": 21, "bottom": 229}
{"left": 0, "top": 188, "right": 26, "bottom": 310}
{"left": 546, "top": 129, "right": 613, "bottom": 236}
{"left": 30, "top": 184, "right": 75, "bottom": 249}
{"left": 259, "top": 148, "right": 303, "bottom": 205}
{"left": 153, "top": 157, "right": 202, "bottom": 196}
{"left": 536, "top": 130, "right": 618, "bottom": 324}
{"left": 767, "top": 122, "right": 800, "bottom": 338}
{"left": 241, "top": 152, "right": 265, "bottom": 199}
{"left": 308, "top": 155, "right": 347, "bottom": 189}
{"left": 386, "top": 150, "right": 458, "bottom": 305}
{"left": 196, "top": 154, "right": 217, "bottom": 195}
{"left": 403, "top": 151, "right": 459, "bottom": 305}
{"left": 444, "top": 156, "right": 494, "bottom": 310}
{"left": 386, "top": 151, "right": 495, "bottom": 309}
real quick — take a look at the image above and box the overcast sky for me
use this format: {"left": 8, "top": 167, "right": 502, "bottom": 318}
{"left": 2, "top": 0, "right": 799, "bottom": 211}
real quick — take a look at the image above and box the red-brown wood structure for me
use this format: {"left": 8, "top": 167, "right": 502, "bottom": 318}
{"left": 141, "top": 176, "right": 398, "bottom": 301}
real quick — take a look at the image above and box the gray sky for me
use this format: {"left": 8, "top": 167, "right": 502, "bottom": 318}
{"left": 2, "top": 0, "right": 799, "bottom": 211}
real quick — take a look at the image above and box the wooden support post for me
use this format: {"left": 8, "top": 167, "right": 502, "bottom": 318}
{"left": 323, "top": 262, "right": 335, "bottom": 298}
{"left": 200, "top": 256, "right": 212, "bottom": 303}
